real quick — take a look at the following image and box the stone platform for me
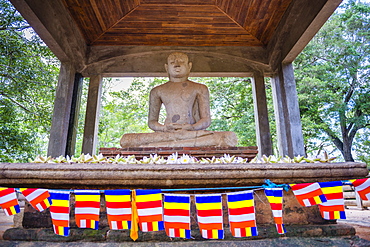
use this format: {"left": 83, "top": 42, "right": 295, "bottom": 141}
{"left": 0, "top": 162, "right": 368, "bottom": 243}
{"left": 0, "top": 162, "right": 366, "bottom": 189}
{"left": 99, "top": 146, "right": 258, "bottom": 161}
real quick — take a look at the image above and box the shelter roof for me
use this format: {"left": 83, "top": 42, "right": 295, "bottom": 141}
{"left": 10, "top": 0, "right": 342, "bottom": 76}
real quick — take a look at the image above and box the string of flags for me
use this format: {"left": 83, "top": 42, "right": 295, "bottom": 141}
{"left": 0, "top": 178, "right": 369, "bottom": 240}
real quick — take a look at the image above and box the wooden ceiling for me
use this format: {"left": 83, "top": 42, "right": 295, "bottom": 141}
{"left": 62, "top": 0, "right": 293, "bottom": 46}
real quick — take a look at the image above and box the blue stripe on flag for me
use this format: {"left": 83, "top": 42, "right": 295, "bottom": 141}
{"left": 136, "top": 189, "right": 162, "bottom": 196}
{"left": 319, "top": 181, "right": 343, "bottom": 188}
{"left": 74, "top": 190, "right": 100, "bottom": 195}
{"left": 227, "top": 192, "right": 253, "bottom": 202}
{"left": 104, "top": 189, "right": 131, "bottom": 196}
{"left": 195, "top": 195, "right": 222, "bottom": 204}
{"left": 264, "top": 188, "right": 283, "bottom": 197}
{"left": 164, "top": 195, "right": 190, "bottom": 203}
{"left": 49, "top": 192, "right": 70, "bottom": 201}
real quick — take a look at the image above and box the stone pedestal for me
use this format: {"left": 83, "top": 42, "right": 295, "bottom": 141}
{"left": 0, "top": 162, "right": 368, "bottom": 243}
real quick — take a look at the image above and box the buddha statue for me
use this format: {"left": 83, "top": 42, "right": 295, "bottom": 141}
{"left": 120, "top": 52, "right": 238, "bottom": 147}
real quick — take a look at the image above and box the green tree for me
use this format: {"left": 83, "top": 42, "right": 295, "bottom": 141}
{"left": 294, "top": 0, "right": 370, "bottom": 162}
{"left": 0, "top": 0, "right": 59, "bottom": 162}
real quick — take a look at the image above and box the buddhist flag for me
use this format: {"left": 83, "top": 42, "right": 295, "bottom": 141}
{"left": 104, "top": 189, "right": 132, "bottom": 230}
{"left": 226, "top": 190, "right": 258, "bottom": 238}
{"left": 195, "top": 194, "right": 224, "bottom": 239}
{"left": 135, "top": 189, "right": 164, "bottom": 232}
{"left": 290, "top": 182, "right": 327, "bottom": 206}
{"left": 0, "top": 187, "right": 20, "bottom": 216}
{"left": 49, "top": 190, "right": 70, "bottom": 236}
{"left": 163, "top": 194, "right": 191, "bottom": 239}
{"left": 264, "top": 188, "right": 286, "bottom": 234}
{"left": 74, "top": 190, "right": 101, "bottom": 230}
{"left": 350, "top": 178, "right": 370, "bottom": 201}
{"left": 318, "top": 181, "right": 346, "bottom": 220}
{"left": 20, "top": 188, "right": 51, "bottom": 212}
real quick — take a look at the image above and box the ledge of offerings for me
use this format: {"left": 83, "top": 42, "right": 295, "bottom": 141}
{"left": 0, "top": 162, "right": 367, "bottom": 189}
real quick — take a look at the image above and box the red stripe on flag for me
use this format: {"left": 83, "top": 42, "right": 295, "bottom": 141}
{"left": 229, "top": 207, "right": 254, "bottom": 215}
{"left": 324, "top": 193, "right": 343, "bottom": 200}
{"left": 50, "top": 206, "right": 69, "bottom": 214}
{"left": 136, "top": 200, "right": 162, "bottom": 209}
{"left": 270, "top": 203, "right": 282, "bottom": 210}
{"left": 0, "top": 188, "right": 15, "bottom": 197}
{"left": 106, "top": 201, "right": 131, "bottom": 209}
{"left": 75, "top": 201, "right": 100, "bottom": 208}
{"left": 163, "top": 208, "right": 190, "bottom": 216}
{"left": 197, "top": 209, "right": 222, "bottom": 217}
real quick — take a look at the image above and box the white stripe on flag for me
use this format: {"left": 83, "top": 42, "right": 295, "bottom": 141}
{"left": 26, "top": 189, "right": 47, "bottom": 201}
{"left": 201, "top": 229, "right": 208, "bottom": 238}
{"left": 234, "top": 228, "right": 241, "bottom": 237}
{"left": 302, "top": 199, "right": 311, "bottom": 206}
{"left": 355, "top": 179, "right": 370, "bottom": 191}
{"left": 36, "top": 203, "right": 44, "bottom": 211}
{"left": 197, "top": 215, "right": 223, "bottom": 224}
{"left": 75, "top": 207, "right": 100, "bottom": 214}
{"left": 106, "top": 207, "right": 131, "bottom": 215}
{"left": 169, "top": 228, "right": 175, "bottom": 237}
{"left": 50, "top": 212, "right": 69, "bottom": 221}
{"left": 271, "top": 210, "right": 282, "bottom": 217}
{"left": 228, "top": 213, "right": 255, "bottom": 222}
{"left": 320, "top": 198, "right": 344, "bottom": 206}
{"left": 323, "top": 211, "right": 330, "bottom": 219}
{"left": 137, "top": 207, "right": 162, "bottom": 216}
{"left": 163, "top": 215, "right": 190, "bottom": 223}
{"left": 0, "top": 193, "right": 17, "bottom": 204}
{"left": 141, "top": 222, "right": 148, "bottom": 232}
{"left": 293, "top": 183, "right": 320, "bottom": 195}
{"left": 111, "top": 221, "right": 118, "bottom": 230}
{"left": 80, "top": 219, "right": 86, "bottom": 228}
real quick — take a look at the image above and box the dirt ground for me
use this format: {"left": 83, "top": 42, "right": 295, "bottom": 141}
{"left": 338, "top": 206, "right": 370, "bottom": 241}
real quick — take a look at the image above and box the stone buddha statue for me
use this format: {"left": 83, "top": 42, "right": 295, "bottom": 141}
{"left": 120, "top": 52, "right": 238, "bottom": 147}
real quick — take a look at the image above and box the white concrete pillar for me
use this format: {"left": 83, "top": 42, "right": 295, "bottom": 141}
{"left": 251, "top": 70, "right": 273, "bottom": 156}
{"left": 271, "top": 63, "right": 305, "bottom": 157}
{"left": 82, "top": 75, "right": 103, "bottom": 155}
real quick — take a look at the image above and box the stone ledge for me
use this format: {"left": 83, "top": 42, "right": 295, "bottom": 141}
{"left": 0, "top": 162, "right": 367, "bottom": 189}
{"left": 99, "top": 146, "right": 259, "bottom": 160}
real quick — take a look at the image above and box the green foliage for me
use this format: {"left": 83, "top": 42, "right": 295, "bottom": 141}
{"left": 294, "top": 0, "right": 370, "bottom": 162}
{"left": 0, "top": 0, "right": 59, "bottom": 162}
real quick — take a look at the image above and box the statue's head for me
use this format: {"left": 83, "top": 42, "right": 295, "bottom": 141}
{"left": 165, "top": 52, "right": 192, "bottom": 79}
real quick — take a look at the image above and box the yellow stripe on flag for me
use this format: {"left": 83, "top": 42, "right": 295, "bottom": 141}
{"left": 196, "top": 202, "right": 221, "bottom": 210}
{"left": 51, "top": 199, "right": 69, "bottom": 207}
{"left": 266, "top": 196, "right": 282, "bottom": 204}
{"left": 130, "top": 190, "right": 139, "bottom": 241}
{"left": 75, "top": 194, "right": 100, "bottom": 202}
{"left": 163, "top": 202, "right": 189, "bottom": 210}
{"left": 105, "top": 195, "right": 130, "bottom": 202}
{"left": 228, "top": 200, "right": 254, "bottom": 209}
{"left": 321, "top": 187, "right": 342, "bottom": 194}
{"left": 212, "top": 229, "right": 218, "bottom": 238}
{"left": 135, "top": 193, "right": 162, "bottom": 202}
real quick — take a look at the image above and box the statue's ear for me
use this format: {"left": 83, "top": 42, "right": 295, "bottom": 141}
{"left": 188, "top": 62, "right": 192, "bottom": 71}
{"left": 165, "top": 63, "right": 168, "bottom": 73}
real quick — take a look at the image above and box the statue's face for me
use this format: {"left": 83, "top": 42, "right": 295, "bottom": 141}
{"left": 166, "top": 53, "right": 192, "bottom": 78}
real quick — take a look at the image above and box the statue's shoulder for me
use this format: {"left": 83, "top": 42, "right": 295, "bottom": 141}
{"left": 190, "top": 81, "right": 209, "bottom": 92}
{"left": 150, "top": 81, "right": 170, "bottom": 93}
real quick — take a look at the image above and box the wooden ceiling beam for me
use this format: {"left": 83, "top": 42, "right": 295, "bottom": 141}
{"left": 82, "top": 46, "right": 271, "bottom": 77}
{"left": 10, "top": 0, "right": 87, "bottom": 72}
{"left": 267, "top": 0, "right": 342, "bottom": 72}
